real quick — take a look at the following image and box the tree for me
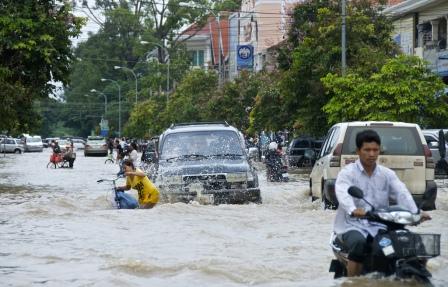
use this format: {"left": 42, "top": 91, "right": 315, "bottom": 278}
{"left": 124, "top": 95, "right": 167, "bottom": 137}
{"left": 279, "top": 0, "right": 398, "bottom": 136}
{"left": 80, "top": 0, "right": 240, "bottom": 63}
{"left": 247, "top": 72, "right": 290, "bottom": 135}
{"left": 163, "top": 69, "right": 218, "bottom": 123}
{"left": 322, "top": 55, "right": 448, "bottom": 127}
{"left": 0, "top": 0, "right": 83, "bottom": 133}
{"left": 207, "top": 71, "right": 260, "bottom": 132}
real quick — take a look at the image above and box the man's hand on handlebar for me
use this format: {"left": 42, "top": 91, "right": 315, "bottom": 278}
{"left": 420, "top": 211, "right": 432, "bottom": 223}
{"left": 351, "top": 208, "right": 367, "bottom": 218}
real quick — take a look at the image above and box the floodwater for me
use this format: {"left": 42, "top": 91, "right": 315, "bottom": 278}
{"left": 0, "top": 150, "right": 447, "bottom": 287}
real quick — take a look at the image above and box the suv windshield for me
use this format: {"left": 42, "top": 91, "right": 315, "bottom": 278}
{"left": 342, "top": 126, "right": 424, "bottom": 155}
{"left": 161, "top": 130, "right": 244, "bottom": 160}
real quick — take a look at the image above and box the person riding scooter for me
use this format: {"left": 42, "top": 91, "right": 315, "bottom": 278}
{"left": 265, "top": 142, "right": 288, "bottom": 182}
{"left": 332, "top": 130, "right": 431, "bottom": 277}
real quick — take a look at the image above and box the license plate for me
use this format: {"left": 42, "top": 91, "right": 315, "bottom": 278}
{"left": 282, "top": 173, "right": 289, "bottom": 178}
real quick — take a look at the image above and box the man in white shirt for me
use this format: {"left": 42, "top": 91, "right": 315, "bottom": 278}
{"left": 334, "top": 129, "right": 431, "bottom": 277}
{"left": 127, "top": 142, "right": 139, "bottom": 168}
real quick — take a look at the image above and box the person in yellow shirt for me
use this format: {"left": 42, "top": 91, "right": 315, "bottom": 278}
{"left": 117, "top": 159, "right": 160, "bottom": 208}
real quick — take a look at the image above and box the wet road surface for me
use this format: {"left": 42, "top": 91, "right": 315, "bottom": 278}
{"left": 0, "top": 150, "right": 447, "bottom": 286}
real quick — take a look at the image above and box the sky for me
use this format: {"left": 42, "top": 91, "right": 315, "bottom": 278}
{"left": 71, "top": 0, "right": 102, "bottom": 47}
{"left": 52, "top": 1, "right": 101, "bottom": 98}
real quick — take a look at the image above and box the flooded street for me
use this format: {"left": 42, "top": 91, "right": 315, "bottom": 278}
{"left": 1, "top": 150, "right": 448, "bottom": 287}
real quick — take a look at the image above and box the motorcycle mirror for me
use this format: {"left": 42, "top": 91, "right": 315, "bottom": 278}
{"left": 348, "top": 186, "right": 364, "bottom": 198}
{"left": 348, "top": 186, "right": 376, "bottom": 211}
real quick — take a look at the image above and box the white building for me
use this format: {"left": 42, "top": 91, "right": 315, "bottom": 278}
{"left": 384, "top": 0, "right": 448, "bottom": 82}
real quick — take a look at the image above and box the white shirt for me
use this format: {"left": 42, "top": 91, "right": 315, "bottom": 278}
{"left": 129, "top": 149, "right": 139, "bottom": 166}
{"left": 333, "top": 160, "right": 418, "bottom": 237}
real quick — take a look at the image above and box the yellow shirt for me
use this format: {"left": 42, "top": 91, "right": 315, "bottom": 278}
{"left": 126, "top": 168, "right": 160, "bottom": 205}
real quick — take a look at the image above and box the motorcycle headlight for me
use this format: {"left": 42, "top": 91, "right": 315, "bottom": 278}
{"left": 226, "top": 172, "right": 247, "bottom": 183}
{"left": 377, "top": 211, "right": 420, "bottom": 224}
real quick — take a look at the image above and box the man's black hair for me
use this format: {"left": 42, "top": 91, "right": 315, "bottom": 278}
{"left": 355, "top": 129, "right": 381, "bottom": 149}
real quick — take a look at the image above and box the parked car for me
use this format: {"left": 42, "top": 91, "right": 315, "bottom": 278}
{"left": 287, "top": 137, "right": 322, "bottom": 167}
{"left": 21, "top": 135, "right": 43, "bottom": 152}
{"left": 71, "top": 138, "right": 86, "bottom": 150}
{"left": 84, "top": 136, "right": 108, "bottom": 156}
{"left": 309, "top": 121, "right": 437, "bottom": 211}
{"left": 422, "top": 129, "right": 448, "bottom": 162}
{"left": 154, "top": 122, "right": 261, "bottom": 204}
{"left": 0, "top": 138, "right": 25, "bottom": 154}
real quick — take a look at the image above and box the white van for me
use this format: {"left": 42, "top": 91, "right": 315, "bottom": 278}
{"left": 309, "top": 121, "right": 437, "bottom": 210}
{"left": 22, "top": 135, "right": 43, "bottom": 152}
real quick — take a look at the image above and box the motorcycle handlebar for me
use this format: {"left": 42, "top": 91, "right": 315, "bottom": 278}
{"left": 97, "top": 176, "right": 122, "bottom": 183}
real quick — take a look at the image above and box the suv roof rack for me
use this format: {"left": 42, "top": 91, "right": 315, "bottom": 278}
{"left": 170, "top": 121, "right": 230, "bottom": 129}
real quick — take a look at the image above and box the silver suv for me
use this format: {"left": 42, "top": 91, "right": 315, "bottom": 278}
{"left": 0, "top": 138, "right": 25, "bottom": 154}
{"left": 154, "top": 122, "right": 261, "bottom": 204}
{"left": 310, "top": 121, "right": 437, "bottom": 210}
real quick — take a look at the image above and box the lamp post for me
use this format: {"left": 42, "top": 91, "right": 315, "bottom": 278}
{"left": 90, "top": 89, "right": 108, "bottom": 116}
{"left": 341, "top": 0, "right": 347, "bottom": 75}
{"left": 140, "top": 41, "right": 170, "bottom": 93}
{"left": 101, "top": 78, "right": 121, "bottom": 137}
{"left": 114, "top": 66, "right": 138, "bottom": 103}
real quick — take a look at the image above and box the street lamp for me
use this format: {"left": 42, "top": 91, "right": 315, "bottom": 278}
{"left": 114, "top": 66, "right": 138, "bottom": 103}
{"left": 101, "top": 78, "right": 121, "bottom": 137}
{"left": 140, "top": 41, "right": 170, "bottom": 93}
{"left": 90, "top": 89, "right": 108, "bottom": 116}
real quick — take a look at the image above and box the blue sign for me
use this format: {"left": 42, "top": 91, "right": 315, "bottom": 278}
{"left": 237, "top": 45, "right": 253, "bottom": 71}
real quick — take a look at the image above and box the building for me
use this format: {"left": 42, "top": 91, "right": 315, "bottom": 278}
{"left": 384, "top": 0, "right": 448, "bottom": 82}
{"left": 180, "top": 16, "right": 229, "bottom": 78}
{"left": 236, "top": 0, "right": 304, "bottom": 76}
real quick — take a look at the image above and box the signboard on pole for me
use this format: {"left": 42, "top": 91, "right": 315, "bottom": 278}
{"left": 237, "top": 45, "right": 254, "bottom": 71}
{"left": 100, "top": 118, "right": 109, "bottom": 137}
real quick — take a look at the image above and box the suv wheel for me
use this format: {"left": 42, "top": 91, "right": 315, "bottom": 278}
{"left": 14, "top": 149, "right": 21, "bottom": 154}
{"left": 321, "top": 180, "right": 335, "bottom": 210}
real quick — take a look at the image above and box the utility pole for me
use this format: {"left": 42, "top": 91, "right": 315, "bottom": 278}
{"left": 341, "top": 0, "right": 347, "bottom": 75}
{"left": 217, "top": 12, "right": 223, "bottom": 88}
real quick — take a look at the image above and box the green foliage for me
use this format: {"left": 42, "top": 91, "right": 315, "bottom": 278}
{"left": 248, "top": 72, "right": 290, "bottom": 134}
{"left": 322, "top": 55, "right": 448, "bottom": 127}
{"left": 124, "top": 95, "right": 167, "bottom": 138}
{"left": 124, "top": 69, "right": 265, "bottom": 138}
{"left": 0, "top": 0, "right": 83, "bottom": 133}
{"left": 163, "top": 69, "right": 218, "bottom": 123}
{"left": 279, "top": 0, "right": 399, "bottom": 136}
{"left": 207, "top": 71, "right": 260, "bottom": 132}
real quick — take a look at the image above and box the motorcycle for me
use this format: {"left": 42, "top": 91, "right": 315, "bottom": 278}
{"left": 97, "top": 176, "right": 139, "bottom": 209}
{"left": 329, "top": 186, "right": 440, "bottom": 284}
{"left": 265, "top": 149, "right": 289, "bottom": 182}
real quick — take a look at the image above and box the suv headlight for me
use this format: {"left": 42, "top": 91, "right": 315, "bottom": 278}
{"left": 226, "top": 172, "right": 247, "bottom": 182}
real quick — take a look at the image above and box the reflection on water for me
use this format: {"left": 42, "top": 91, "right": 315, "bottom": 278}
{"left": 0, "top": 151, "right": 447, "bottom": 286}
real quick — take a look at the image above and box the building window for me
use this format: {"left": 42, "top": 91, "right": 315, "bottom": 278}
{"left": 190, "top": 50, "right": 204, "bottom": 67}
{"left": 439, "top": 18, "right": 447, "bottom": 50}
